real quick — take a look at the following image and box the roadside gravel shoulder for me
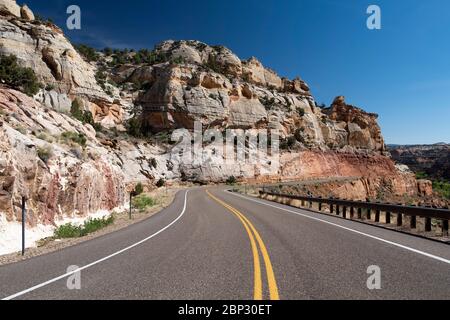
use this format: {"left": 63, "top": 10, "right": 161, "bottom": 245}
{"left": 0, "top": 187, "right": 182, "bottom": 267}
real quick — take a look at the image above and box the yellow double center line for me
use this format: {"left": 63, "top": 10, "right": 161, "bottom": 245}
{"left": 206, "top": 190, "right": 280, "bottom": 300}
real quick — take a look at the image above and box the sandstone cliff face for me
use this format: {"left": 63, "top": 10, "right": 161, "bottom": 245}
{"left": 0, "top": 2, "right": 124, "bottom": 128}
{"left": 0, "top": 89, "right": 125, "bottom": 227}
{"left": 389, "top": 144, "right": 450, "bottom": 181}
{"left": 0, "top": 1, "right": 424, "bottom": 252}
{"left": 111, "top": 40, "right": 385, "bottom": 154}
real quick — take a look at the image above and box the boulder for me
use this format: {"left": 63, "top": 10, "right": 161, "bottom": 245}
{"left": 0, "top": 0, "right": 20, "bottom": 18}
{"left": 20, "top": 4, "right": 34, "bottom": 21}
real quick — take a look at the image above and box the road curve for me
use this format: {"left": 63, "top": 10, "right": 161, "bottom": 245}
{"left": 0, "top": 187, "right": 449, "bottom": 300}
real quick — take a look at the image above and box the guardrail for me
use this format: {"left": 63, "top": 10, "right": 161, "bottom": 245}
{"left": 258, "top": 190, "right": 450, "bottom": 236}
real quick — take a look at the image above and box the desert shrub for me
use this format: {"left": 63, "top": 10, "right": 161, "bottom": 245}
{"left": 36, "top": 132, "right": 54, "bottom": 143}
{"left": 37, "top": 146, "right": 53, "bottom": 164}
{"left": 149, "top": 158, "right": 157, "bottom": 169}
{"left": 0, "top": 55, "right": 40, "bottom": 96}
{"left": 280, "top": 136, "right": 297, "bottom": 150}
{"left": 75, "top": 44, "right": 99, "bottom": 62}
{"left": 132, "top": 194, "right": 156, "bottom": 211}
{"left": 226, "top": 176, "right": 237, "bottom": 185}
{"left": 54, "top": 215, "right": 114, "bottom": 239}
{"left": 70, "top": 100, "right": 102, "bottom": 132}
{"left": 297, "top": 107, "right": 306, "bottom": 117}
{"left": 134, "top": 182, "right": 144, "bottom": 196}
{"left": 156, "top": 178, "right": 166, "bottom": 188}
{"left": 433, "top": 181, "right": 450, "bottom": 200}
{"left": 60, "top": 131, "right": 87, "bottom": 147}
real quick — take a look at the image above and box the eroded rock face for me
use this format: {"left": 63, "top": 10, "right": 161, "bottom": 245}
{"left": 0, "top": 1, "right": 422, "bottom": 236}
{"left": 0, "top": 0, "right": 20, "bottom": 18}
{"left": 0, "top": 11, "right": 125, "bottom": 127}
{"left": 0, "top": 89, "right": 126, "bottom": 227}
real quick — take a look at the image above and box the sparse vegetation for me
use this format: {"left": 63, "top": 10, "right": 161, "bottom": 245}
{"left": 37, "top": 146, "right": 53, "bottom": 164}
{"left": 60, "top": 131, "right": 87, "bottom": 148}
{"left": 134, "top": 182, "right": 144, "bottom": 196}
{"left": 54, "top": 215, "right": 115, "bottom": 239}
{"left": 0, "top": 55, "right": 40, "bottom": 96}
{"left": 75, "top": 44, "right": 99, "bottom": 62}
{"left": 280, "top": 136, "right": 297, "bottom": 150}
{"left": 70, "top": 100, "right": 102, "bottom": 132}
{"left": 226, "top": 176, "right": 237, "bottom": 185}
{"left": 156, "top": 178, "right": 166, "bottom": 188}
{"left": 259, "top": 97, "right": 276, "bottom": 109}
{"left": 36, "top": 131, "right": 54, "bottom": 143}
{"left": 433, "top": 181, "right": 450, "bottom": 200}
{"left": 132, "top": 194, "right": 156, "bottom": 211}
{"left": 297, "top": 107, "right": 306, "bottom": 117}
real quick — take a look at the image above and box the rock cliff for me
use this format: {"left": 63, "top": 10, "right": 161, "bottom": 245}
{"left": 0, "top": 1, "right": 424, "bottom": 249}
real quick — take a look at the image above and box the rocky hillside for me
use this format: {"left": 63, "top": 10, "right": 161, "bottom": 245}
{"left": 0, "top": 0, "right": 423, "bottom": 241}
{"left": 389, "top": 144, "right": 450, "bottom": 181}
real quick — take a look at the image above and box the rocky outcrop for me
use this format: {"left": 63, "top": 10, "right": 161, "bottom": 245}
{"left": 20, "top": 4, "right": 34, "bottom": 21}
{"left": 0, "top": 89, "right": 126, "bottom": 227}
{"left": 0, "top": 6, "right": 124, "bottom": 128}
{"left": 389, "top": 143, "right": 450, "bottom": 180}
{"left": 0, "top": 0, "right": 427, "bottom": 254}
{"left": 0, "top": 0, "right": 20, "bottom": 18}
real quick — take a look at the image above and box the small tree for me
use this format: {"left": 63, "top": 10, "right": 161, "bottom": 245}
{"left": 134, "top": 182, "right": 144, "bottom": 196}
{"left": 226, "top": 176, "right": 237, "bottom": 185}
{"left": 0, "top": 55, "right": 40, "bottom": 96}
{"left": 156, "top": 178, "right": 166, "bottom": 188}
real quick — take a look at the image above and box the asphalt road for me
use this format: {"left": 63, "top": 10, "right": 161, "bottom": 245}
{"left": 0, "top": 187, "right": 449, "bottom": 300}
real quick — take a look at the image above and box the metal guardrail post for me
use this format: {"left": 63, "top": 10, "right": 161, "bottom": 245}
{"left": 397, "top": 213, "right": 403, "bottom": 227}
{"left": 21, "top": 197, "right": 26, "bottom": 256}
{"left": 443, "top": 220, "right": 449, "bottom": 236}
{"left": 425, "top": 218, "right": 432, "bottom": 232}
{"left": 410, "top": 215, "right": 417, "bottom": 229}
{"left": 261, "top": 191, "right": 450, "bottom": 236}
{"left": 375, "top": 209, "right": 380, "bottom": 223}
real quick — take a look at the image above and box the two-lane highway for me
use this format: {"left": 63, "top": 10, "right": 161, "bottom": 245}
{"left": 1, "top": 187, "right": 449, "bottom": 300}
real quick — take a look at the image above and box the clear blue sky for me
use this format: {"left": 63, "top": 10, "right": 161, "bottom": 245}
{"left": 21, "top": 0, "right": 450, "bottom": 144}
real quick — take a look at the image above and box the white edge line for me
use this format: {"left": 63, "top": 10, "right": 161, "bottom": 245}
{"left": 2, "top": 190, "right": 190, "bottom": 301}
{"left": 228, "top": 192, "right": 450, "bottom": 265}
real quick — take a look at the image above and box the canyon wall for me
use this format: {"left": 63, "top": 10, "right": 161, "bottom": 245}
{"left": 0, "top": 1, "right": 422, "bottom": 238}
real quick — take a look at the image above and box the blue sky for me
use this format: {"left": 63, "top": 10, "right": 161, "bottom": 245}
{"left": 21, "top": 0, "right": 450, "bottom": 144}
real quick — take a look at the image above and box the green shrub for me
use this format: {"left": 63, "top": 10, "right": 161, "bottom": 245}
{"left": 132, "top": 194, "right": 156, "bottom": 211}
{"left": 433, "top": 181, "right": 450, "bottom": 200}
{"left": 280, "top": 136, "right": 297, "bottom": 150}
{"left": 156, "top": 178, "right": 166, "bottom": 188}
{"left": 54, "top": 215, "right": 114, "bottom": 239}
{"left": 36, "top": 132, "right": 54, "bottom": 143}
{"left": 60, "top": 131, "right": 87, "bottom": 147}
{"left": 226, "top": 176, "right": 237, "bottom": 185}
{"left": 0, "top": 55, "right": 40, "bottom": 96}
{"left": 75, "top": 44, "right": 99, "bottom": 62}
{"left": 37, "top": 146, "right": 53, "bottom": 164}
{"left": 149, "top": 158, "right": 157, "bottom": 169}
{"left": 70, "top": 100, "right": 102, "bottom": 131}
{"left": 297, "top": 107, "right": 306, "bottom": 117}
{"left": 134, "top": 182, "right": 144, "bottom": 196}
